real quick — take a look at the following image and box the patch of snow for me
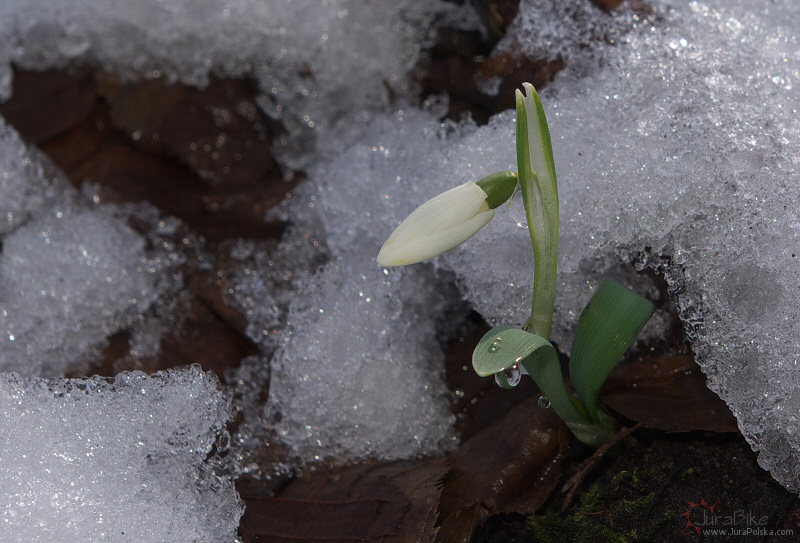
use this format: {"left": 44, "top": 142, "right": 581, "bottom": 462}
{"left": 0, "top": 366, "right": 242, "bottom": 542}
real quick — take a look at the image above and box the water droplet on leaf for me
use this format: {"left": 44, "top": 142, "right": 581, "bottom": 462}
{"left": 495, "top": 364, "right": 521, "bottom": 388}
{"left": 489, "top": 338, "right": 503, "bottom": 353}
{"left": 537, "top": 395, "right": 551, "bottom": 409}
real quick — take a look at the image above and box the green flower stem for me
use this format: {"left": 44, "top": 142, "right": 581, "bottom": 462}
{"left": 563, "top": 406, "right": 618, "bottom": 448}
{"left": 515, "top": 84, "right": 559, "bottom": 340}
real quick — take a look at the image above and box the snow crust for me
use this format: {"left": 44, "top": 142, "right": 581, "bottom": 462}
{"left": 0, "top": 0, "right": 475, "bottom": 168}
{"left": 0, "top": 366, "right": 241, "bottom": 543}
{"left": 0, "top": 120, "right": 180, "bottom": 377}
{"left": 228, "top": 216, "right": 462, "bottom": 471}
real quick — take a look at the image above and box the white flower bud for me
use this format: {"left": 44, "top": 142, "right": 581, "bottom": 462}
{"left": 376, "top": 181, "right": 494, "bottom": 267}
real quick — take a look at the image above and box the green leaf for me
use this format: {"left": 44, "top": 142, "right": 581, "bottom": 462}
{"left": 472, "top": 325, "right": 520, "bottom": 377}
{"left": 569, "top": 279, "right": 655, "bottom": 422}
{"left": 473, "top": 326, "right": 589, "bottom": 425}
{"left": 515, "top": 83, "right": 559, "bottom": 340}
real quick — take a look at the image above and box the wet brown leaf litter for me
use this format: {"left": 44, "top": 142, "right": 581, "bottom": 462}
{"left": 2, "top": 1, "right": 799, "bottom": 540}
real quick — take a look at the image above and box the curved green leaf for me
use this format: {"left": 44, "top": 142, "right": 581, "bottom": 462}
{"left": 569, "top": 279, "right": 655, "bottom": 422}
{"left": 473, "top": 326, "right": 589, "bottom": 425}
{"left": 472, "top": 325, "right": 521, "bottom": 377}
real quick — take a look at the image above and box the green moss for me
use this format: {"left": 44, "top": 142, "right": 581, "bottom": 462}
{"left": 609, "top": 466, "right": 659, "bottom": 487}
{"left": 528, "top": 466, "right": 674, "bottom": 543}
{"left": 611, "top": 492, "right": 655, "bottom": 516}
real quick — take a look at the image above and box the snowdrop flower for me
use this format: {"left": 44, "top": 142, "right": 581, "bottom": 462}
{"left": 377, "top": 171, "right": 517, "bottom": 266}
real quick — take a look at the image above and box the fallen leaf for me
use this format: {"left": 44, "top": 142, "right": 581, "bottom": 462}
{"left": 97, "top": 75, "right": 280, "bottom": 187}
{"left": 0, "top": 68, "right": 97, "bottom": 143}
{"left": 436, "top": 397, "right": 571, "bottom": 543}
{"left": 4, "top": 68, "right": 292, "bottom": 244}
{"left": 590, "top": 0, "right": 626, "bottom": 10}
{"left": 601, "top": 353, "right": 738, "bottom": 433}
{"left": 240, "top": 458, "right": 448, "bottom": 543}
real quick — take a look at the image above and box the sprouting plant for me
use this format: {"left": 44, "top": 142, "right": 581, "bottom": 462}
{"left": 377, "top": 83, "right": 654, "bottom": 447}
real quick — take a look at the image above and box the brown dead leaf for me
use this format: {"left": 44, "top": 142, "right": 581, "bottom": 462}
{"left": 590, "top": 0, "right": 626, "bottom": 10}
{"left": 601, "top": 353, "right": 738, "bottom": 433}
{"left": 3, "top": 68, "right": 291, "bottom": 244}
{"left": 436, "top": 397, "right": 571, "bottom": 543}
{"left": 476, "top": 53, "right": 565, "bottom": 113}
{"left": 97, "top": 75, "right": 279, "bottom": 187}
{"left": 74, "top": 273, "right": 258, "bottom": 378}
{"left": 468, "top": 0, "right": 521, "bottom": 41}
{"left": 240, "top": 458, "right": 448, "bottom": 543}
{"left": 0, "top": 68, "right": 97, "bottom": 143}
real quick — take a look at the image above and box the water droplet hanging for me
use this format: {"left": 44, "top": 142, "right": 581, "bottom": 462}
{"left": 495, "top": 363, "right": 521, "bottom": 388}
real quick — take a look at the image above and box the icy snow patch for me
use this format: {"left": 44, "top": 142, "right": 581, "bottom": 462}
{"left": 493, "top": 0, "right": 662, "bottom": 72}
{"left": 0, "top": 207, "right": 167, "bottom": 377}
{"left": 0, "top": 0, "right": 478, "bottom": 167}
{"left": 0, "top": 117, "right": 69, "bottom": 236}
{"left": 0, "top": 120, "right": 179, "bottom": 377}
{"left": 228, "top": 201, "right": 461, "bottom": 470}
{"left": 264, "top": 1, "right": 800, "bottom": 490}
{"left": 0, "top": 366, "right": 242, "bottom": 543}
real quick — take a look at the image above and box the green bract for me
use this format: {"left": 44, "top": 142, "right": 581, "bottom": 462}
{"left": 515, "top": 83, "right": 559, "bottom": 340}
{"left": 475, "top": 170, "right": 518, "bottom": 209}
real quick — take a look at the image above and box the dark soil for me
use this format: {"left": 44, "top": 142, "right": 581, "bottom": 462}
{"left": 476, "top": 432, "right": 800, "bottom": 543}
